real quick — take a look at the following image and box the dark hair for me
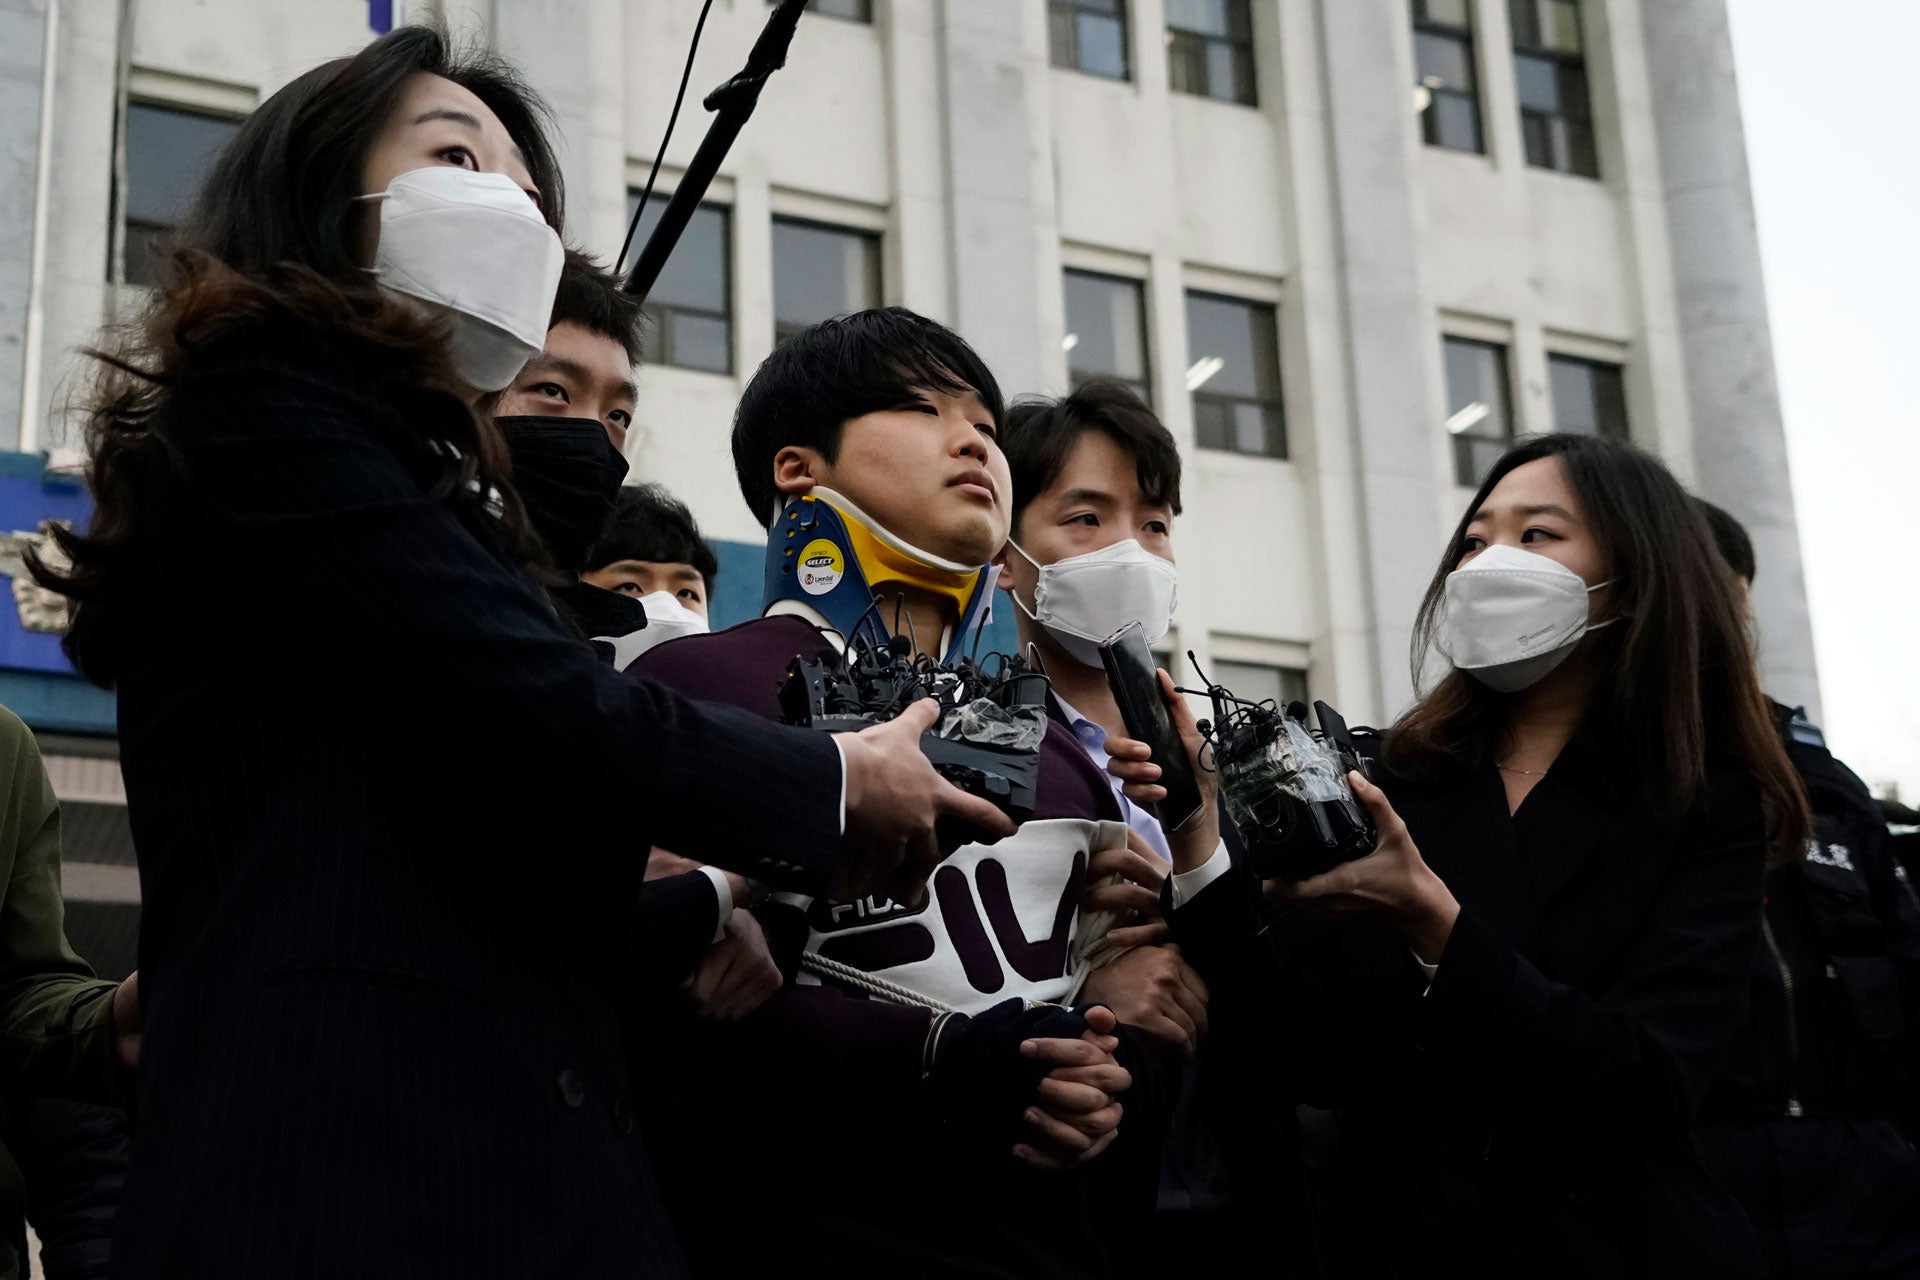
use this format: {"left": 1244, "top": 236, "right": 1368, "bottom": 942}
{"left": 31, "top": 27, "right": 563, "bottom": 686}
{"left": 1695, "top": 498, "right": 1756, "bottom": 585}
{"left": 1002, "top": 378, "right": 1183, "bottom": 533}
{"left": 585, "top": 484, "right": 719, "bottom": 593}
{"left": 549, "top": 248, "right": 643, "bottom": 368}
{"left": 730, "top": 307, "right": 1004, "bottom": 524}
{"left": 1385, "top": 434, "right": 1808, "bottom": 861}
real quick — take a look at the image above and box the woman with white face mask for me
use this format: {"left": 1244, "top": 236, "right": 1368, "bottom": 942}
{"left": 1111, "top": 434, "right": 1810, "bottom": 1278}
{"left": 27, "top": 27, "right": 996, "bottom": 1278}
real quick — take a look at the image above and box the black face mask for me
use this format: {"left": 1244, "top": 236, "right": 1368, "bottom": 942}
{"left": 496, "top": 416, "right": 630, "bottom": 571}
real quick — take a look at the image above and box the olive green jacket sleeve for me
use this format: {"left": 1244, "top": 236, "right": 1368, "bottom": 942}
{"left": 0, "top": 707, "right": 120, "bottom": 1104}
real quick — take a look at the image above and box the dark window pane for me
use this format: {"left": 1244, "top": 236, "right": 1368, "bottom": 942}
{"left": 1167, "top": 0, "right": 1231, "bottom": 39}
{"left": 1415, "top": 31, "right": 1474, "bottom": 90}
{"left": 124, "top": 104, "right": 239, "bottom": 226}
{"left": 1566, "top": 118, "right": 1598, "bottom": 177}
{"left": 1049, "top": 5, "right": 1078, "bottom": 69}
{"left": 1417, "top": 0, "right": 1472, "bottom": 28}
{"left": 772, "top": 219, "right": 881, "bottom": 337}
{"left": 1544, "top": 0, "right": 1583, "bottom": 52}
{"left": 1450, "top": 434, "right": 1503, "bottom": 488}
{"left": 1520, "top": 112, "right": 1553, "bottom": 168}
{"left": 1549, "top": 354, "right": 1627, "bottom": 439}
{"left": 648, "top": 310, "right": 732, "bottom": 375}
{"left": 1167, "top": 31, "right": 1210, "bottom": 95}
{"left": 1187, "top": 291, "right": 1284, "bottom": 459}
{"left": 1212, "top": 660, "right": 1309, "bottom": 709}
{"left": 1427, "top": 91, "right": 1484, "bottom": 152}
{"left": 1166, "top": 0, "right": 1253, "bottom": 103}
{"left": 1064, "top": 270, "right": 1150, "bottom": 390}
{"left": 1226, "top": 43, "right": 1258, "bottom": 105}
{"left": 1514, "top": 53, "right": 1560, "bottom": 112}
{"left": 1077, "top": 14, "right": 1129, "bottom": 79}
{"left": 1206, "top": 41, "right": 1238, "bottom": 100}
{"left": 1186, "top": 293, "right": 1278, "bottom": 399}
{"left": 1559, "top": 64, "right": 1591, "bottom": 121}
{"left": 1508, "top": 0, "right": 1540, "bottom": 46}
{"left": 121, "top": 104, "right": 242, "bottom": 284}
{"left": 122, "top": 222, "right": 171, "bottom": 289}
{"left": 1443, "top": 338, "right": 1509, "bottom": 430}
{"left": 1193, "top": 397, "right": 1234, "bottom": 452}
{"left": 627, "top": 192, "right": 732, "bottom": 373}
{"left": 1443, "top": 337, "right": 1512, "bottom": 486}
{"left": 629, "top": 196, "right": 729, "bottom": 312}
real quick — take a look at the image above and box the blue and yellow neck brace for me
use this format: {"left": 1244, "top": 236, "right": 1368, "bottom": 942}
{"left": 763, "top": 488, "right": 998, "bottom": 663}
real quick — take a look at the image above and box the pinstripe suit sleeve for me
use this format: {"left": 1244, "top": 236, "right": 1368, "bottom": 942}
{"left": 625, "top": 872, "right": 722, "bottom": 991}
{"left": 164, "top": 322, "right": 841, "bottom": 895}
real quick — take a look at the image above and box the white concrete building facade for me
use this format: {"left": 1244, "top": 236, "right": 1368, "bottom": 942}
{"left": 0, "top": 0, "right": 1819, "bottom": 732}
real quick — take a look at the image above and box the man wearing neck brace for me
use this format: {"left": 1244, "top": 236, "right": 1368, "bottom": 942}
{"left": 630, "top": 310, "right": 1180, "bottom": 1279}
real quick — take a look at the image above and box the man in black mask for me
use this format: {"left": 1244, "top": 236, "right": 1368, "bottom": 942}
{"left": 488, "top": 249, "right": 648, "bottom": 661}
{"left": 490, "top": 253, "right": 782, "bottom": 1018}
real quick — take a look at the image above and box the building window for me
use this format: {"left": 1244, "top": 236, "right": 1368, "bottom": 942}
{"left": 1413, "top": 0, "right": 1483, "bottom": 154}
{"left": 120, "top": 103, "right": 242, "bottom": 287}
{"left": 1166, "top": 0, "right": 1258, "bottom": 106}
{"left": 782, "top": 0, "right": 871, "bottom": 21}
{"left": 1063, "top": 270, "right": 1151, "bottom": 401}
{"left": 1548, "top": 353, "right": 1627, "bottom": 438}
{"left": 1185, "top": 292, "right": 1285, "bottom": 458}
{"left": 1510, "top": 0, "right": 1597, "bottom": 177}
{"left": 1442, "top": 337, "right": 1513, "bottom": 486}
{"left": 1210, "top": 658, "right": 1309, "bottom": 710}
{"left": 627, "top": 193, "right": 732, "bottom": 374}
{"left": 772, "top": 218, "right": 881, "bottom": 346}
{"left": 1049, "top": 0, "right": 1131, "bottom": 81}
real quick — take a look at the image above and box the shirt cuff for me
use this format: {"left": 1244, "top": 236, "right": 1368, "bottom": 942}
{"left": 831, "top": 735, "right": 850, "bottom": 836}
{"left": 697, "top": 865, "right": 735, "bottom": 944}
{"left": 1169, "top": 839, "right": 1231, "bottom": 909}
{"left": 1413, "top": 951, "right": 1438, "bottom": 996}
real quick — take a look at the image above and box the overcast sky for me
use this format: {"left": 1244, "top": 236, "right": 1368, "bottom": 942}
{"left": 1726, "top": 0, "right": 1920, "bottom": 801}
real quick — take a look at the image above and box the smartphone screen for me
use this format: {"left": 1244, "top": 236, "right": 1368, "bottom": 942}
{"left": 1098, "top": 622, "right": 1205, "bottom": 831}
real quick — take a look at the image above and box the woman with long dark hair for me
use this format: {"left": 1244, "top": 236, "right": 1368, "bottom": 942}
{"left": 1117, "top": 433, "right": 1807, "bottom": 1276}
{"left": 32, "top": 27, "right": 998, "bottom": 1276}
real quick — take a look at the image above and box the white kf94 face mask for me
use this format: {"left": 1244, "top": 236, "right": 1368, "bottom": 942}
{"left": 1442, "top": 543, "right": 1617, "bottom": 693}
{"left": 358, "top": 166, "right": 564, "bottom": 392}
{"left": 595, "top": 591, "right": 710, "bottom": 672}
{"left": 1009, "top": 538, "right": 1178, "bottom": 668}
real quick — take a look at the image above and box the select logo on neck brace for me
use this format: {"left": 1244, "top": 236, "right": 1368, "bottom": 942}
{"left": 763, "top": 488, "right": 997, "bottom": 663}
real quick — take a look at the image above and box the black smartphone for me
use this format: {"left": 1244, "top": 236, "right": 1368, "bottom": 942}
{"left": 1098, "top": 621, "right": 1205, "bottom": 832}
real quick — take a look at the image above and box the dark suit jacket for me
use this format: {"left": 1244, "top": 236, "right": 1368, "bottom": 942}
{"left": 107, "top": 316, "right": 845, "bottom": 1278}
{"left": 1184, "top": 725, "right": 1770, "bottom": 1278}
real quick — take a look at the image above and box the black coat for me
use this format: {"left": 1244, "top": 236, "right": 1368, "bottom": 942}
{"left": 1209, "top": 725, "right": 1770, "bottom": 1278}
{"left": 108, "top": 317, "right": 845, "bottom": 1278}
{"left": 1695, "top": 705, "right": 1920, "bottom": 1278}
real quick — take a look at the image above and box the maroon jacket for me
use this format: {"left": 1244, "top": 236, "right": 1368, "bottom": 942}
{"left": 633, "top": 615, "right": 1174, "bottom": 1279}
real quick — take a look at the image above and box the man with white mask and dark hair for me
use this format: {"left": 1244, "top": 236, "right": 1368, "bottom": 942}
{"left": 998, "top": 379, "right": 1294, "bottom": 1278}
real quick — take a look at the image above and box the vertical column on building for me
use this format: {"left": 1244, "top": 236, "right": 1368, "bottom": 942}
{"left": 1640, "top": 0, "right": 1820, "bottom": 716}
{"left": 932, "top": 0, "right": 1046, "bottom": 401}
{"left": 1313, "top": 0, "right": 1449, "bottom": 718}
{"left": 1, "top": 0, "right": 53, "bottom": 452}
{"left": 490, "top": 0, "right": 625, "bottom": 253}
{"left": 31, "top": 0, "right": 118, "bottom": 454}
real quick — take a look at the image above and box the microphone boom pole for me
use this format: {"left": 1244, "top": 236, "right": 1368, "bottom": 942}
{"left": 623, "top": 0, "right": 811, "bottom": 299}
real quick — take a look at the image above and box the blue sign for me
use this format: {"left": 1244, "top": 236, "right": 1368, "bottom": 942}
{"left": 0, "top": 453, "right": 115, "bottom": 734}
{"left": 0, "top": 455, "right": 89, "bottom": 676}
{"left": 368, "top": 0, "right": 395, "bottom": 35}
